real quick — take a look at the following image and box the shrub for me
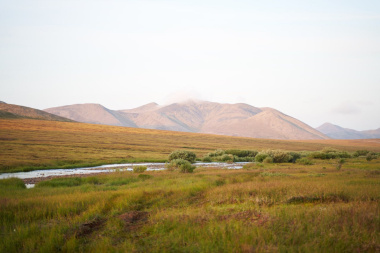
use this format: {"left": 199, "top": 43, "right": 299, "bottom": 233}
{"left": 297, "top": 158, "right": 314, "bottom": 165}
{"left": 167, "top": 159, "right": 195, "bottom": 173}
{"left": 225, "top": 149, "right": 258, "bottom": 158}
{"left": 267, "top": 150, "right": 291, "bottom": 163}
{"left": 179, "top": 162, "right": 196, "bottom": 173}
{"left": 353, "top": 150, "right": 370, "bottom": 157}
{"left": 220, "top": 154, "right": 233, "bottom": 162}
{"left": 255, "top": 153, "right": 268, "bottom": 163}
{"left": 366, "top": 152, "right": 378, "bottom": 161}
{"left": 309, "top": 149, "right": 351, "bottom": 159}
{"left": 336, "top": 159, "right": 345, "bottom": 170}
{"left": 288, "top": 152, "right": 302, "bottom": 163}
{"left": 133, "top": 165, "right": 147, "bottom": 173}
{"left": 202, "top": 156, "right": 212, "bottom": 162}
{"left": 168, "top": 150, "right": 196, "bottom": 163}
{"left": 233, "top": 156, "right": 255, "bottom": 162}
{"left": 263, "top": 157, "right": 273, "bottom": 163}
{"left": 208, "top": 149, "right": 225, "bottom": 157}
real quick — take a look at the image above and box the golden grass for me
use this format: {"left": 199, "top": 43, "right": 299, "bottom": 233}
{"left": 1, "top": 158, "right": 379, "bottom": 252}
{"left": 1, "top": 118, "right": 380, "bottom": 172}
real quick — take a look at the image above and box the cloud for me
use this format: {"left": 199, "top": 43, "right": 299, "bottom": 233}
{"left": 162, "top": 90, "right": 203, "bottom": 105}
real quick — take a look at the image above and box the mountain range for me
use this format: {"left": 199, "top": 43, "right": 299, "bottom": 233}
{"left": 44, "top": 100, "right": 329, "bottom": 140}
{"left": 316, "top": 123, "right": 380, "bottom": 139}
{"left": 2, "top": 100, "right": 378, "bottom": 140}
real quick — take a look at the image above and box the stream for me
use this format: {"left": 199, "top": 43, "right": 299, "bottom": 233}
{"left": 0, "top": 162, "right": 249, "bottom": 188}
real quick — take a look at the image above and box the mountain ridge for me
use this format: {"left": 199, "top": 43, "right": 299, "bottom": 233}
{"left": 45, "top": 100, "right": 329, "bottom": 140}
{"left": 0, "top": 103, "right": 74, "bottom": 122}
{"left": 317, "top": 123, "right": 380, "bottom": 139}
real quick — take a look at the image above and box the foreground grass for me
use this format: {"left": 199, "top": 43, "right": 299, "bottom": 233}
{"left": 1, "top": 158, "right": 379, "bottom": 252}
{"left": 1, "top": 119, "right": 380, "bottom": 173}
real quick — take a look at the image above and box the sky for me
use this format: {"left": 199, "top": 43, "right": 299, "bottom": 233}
{"left": 0, "top": 0, "right": 379, "bottom": 131}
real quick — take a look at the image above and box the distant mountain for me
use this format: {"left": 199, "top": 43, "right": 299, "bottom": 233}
{"left": 317, "top": 123, "right": 380, "bottom": 139}
{"left": 45, "top": 100, "right": 329, "bottom": 140}
{"left": 45, "top": 103, "right": 136, "bottom": 127}
{"left": 0, "top": 103, "right": 74, "bottom": 122}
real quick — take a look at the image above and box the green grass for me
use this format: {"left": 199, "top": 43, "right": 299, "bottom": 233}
{"left": 1, "top": 158, "right": 379, "bottom": 252}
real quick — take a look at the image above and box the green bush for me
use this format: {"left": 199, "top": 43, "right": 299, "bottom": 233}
{"left": 133, "top": 165, "right": 147, "bottom": 173}
{"left": 202, "top": 156, "right": 212, "bottom": 162}
{"left": 288, "top": 152, "right": 302, "bottom": 163}
{"left": 179, "top": 162, "right": 196, "bottom": 173}
{"left": 353, "top": 150, "right": 370, "bottom": 157}
{"left": 233, "top": 156, "right": 255, "bottom": 162}
{"left": 336, "top": 159, "right": 345, "bottom": 170}
{"left": 309, "top": 149, "right": 351, "bottom": 160}
{"left": 207, "top": 149, "right": 225, "bottom": 157}
{"left": 220, "top": 154, "right": 233, "bottom": 162}
{"left": 225, "top": 149, "right": 258, "bottom": 158}
{"left": 168, "top": 150, "right": 196, "bottom": 163}
{"left": 263, "top": 157, "right": 273, "bottom": 163}
{"left": 366, "top": 152, "right": 378, "bottom": 161}
{"left": 265, "top": 150, "right": 291, "bottom": 163}
{"left": 297, "top": 158, "right": 314, "bottom": 165}
{"left": 255, "top": 153, "right": 268, "bottom": 163}
{"left": 167, "top": 159, "right": 195, "bottom": 173}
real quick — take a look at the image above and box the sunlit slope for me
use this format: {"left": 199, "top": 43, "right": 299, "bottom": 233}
{"left": 1, "top": 119, "right": 379, "bottom": 172}
{"left": 0, "top": 103, "right": 73, "bottom": 122}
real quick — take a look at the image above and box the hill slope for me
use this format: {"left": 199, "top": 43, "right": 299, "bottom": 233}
{"left": 0, "top": 103, "right": 74, "bottom": 122}
{"left": 45, "top": 100, "right": 329, "bottom": 140}
{"left": 317, "top": 123, "right": 380, "bottom": 139}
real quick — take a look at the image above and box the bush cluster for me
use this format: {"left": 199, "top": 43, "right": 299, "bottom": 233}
{"left": 366, "top": 152, "right": 378, "bottom": 161}
{"left": 353, "top": 150, "right": 370, "bottom": 157}
{"left": 203, "top": 149, "right": 257, "bottom": 162}
{"left": 166, "top": 159, "right": 195, "bottom": 173}
{"left": 307, "top": 148, "right": 351, "bottom": 160}
{"left": 254, "top": 150, "right": 301, "bottom": 163}
{"left": 168, "top": 150, "right": 196, "bottom": 163}
{"left": 225, "top": 149, "right": 258, "bottom": 158}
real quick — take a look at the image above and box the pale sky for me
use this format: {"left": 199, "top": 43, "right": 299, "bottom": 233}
{"left": 1, "top": 0, "right": 379, "bottom": 131}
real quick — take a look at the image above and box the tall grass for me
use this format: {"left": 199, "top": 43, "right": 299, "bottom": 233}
{"left": 1, "top": 158, "right": 379, "bottom": 252}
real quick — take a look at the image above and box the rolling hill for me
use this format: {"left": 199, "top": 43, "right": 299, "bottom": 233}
{"left": 45, "top": 100, "right": 329, "bottom": 140}
{"left": 317, "top": 123, "right": 380, "bottom": 139}
{"left": 0, "top": 102, "right": 74, "bottom": 122}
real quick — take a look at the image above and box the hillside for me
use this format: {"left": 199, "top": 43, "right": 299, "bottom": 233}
{"left": 317, "top": 123, "right": 380, "bottom": 139}
{"left": 45, "top": 100, "right": 329, "bottom": 140}
{"left": 1, "top": 118, "right": 379, "bottom": 173}
{"left": 0, "top": 103, "right": 74, "bottom": 122}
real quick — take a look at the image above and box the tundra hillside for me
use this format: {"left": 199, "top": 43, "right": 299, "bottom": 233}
{"left": 1, "top": 119, "right": 379, "bottom": 173}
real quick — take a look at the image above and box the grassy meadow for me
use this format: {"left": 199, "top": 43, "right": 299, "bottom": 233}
{"left": 1, "top": 119, "right": 379, "bottom": 173}
{"left": 1, "top": 158, "right": 379, "bottom": 252}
